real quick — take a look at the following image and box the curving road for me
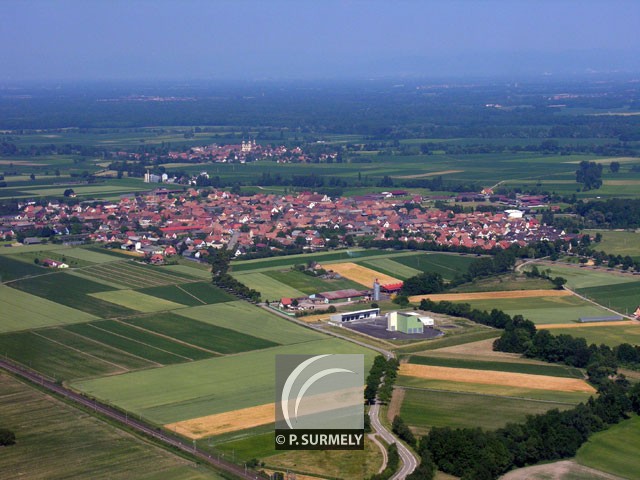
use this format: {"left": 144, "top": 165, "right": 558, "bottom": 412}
{"left": 0, "top": 359, "right": 262, "bottom": 480}
{"left": 369, "top": 402, "right": 418, "bottom": 480}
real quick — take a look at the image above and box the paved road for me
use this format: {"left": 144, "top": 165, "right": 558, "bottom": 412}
{"left": 0, "top": 359, "right": 262, "bottom": 480}
{"left": 369, "top": 402, "right": 418, "bottom": 480}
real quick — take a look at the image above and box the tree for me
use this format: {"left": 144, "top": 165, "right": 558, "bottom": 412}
{"left": 29, "top": 173, "right": 35, "bottom": 181}
{"left": 551, "top": 276, "right": 567, "bottom": 290}
{"left": 610, "top": 161, "right": 621, "bottom": 173}
{"left": 63, "top": 188, "right": 75, "bottom": 197}
{"left": 576, "top": 161, "right": 603, "bottom": 190}
{"left": 0, "top": 428, "right": 15, "bottom": 446}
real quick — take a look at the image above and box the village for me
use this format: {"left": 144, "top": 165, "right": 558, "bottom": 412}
{"left": 2, "top": 187, "right": 569, "bottom": 264}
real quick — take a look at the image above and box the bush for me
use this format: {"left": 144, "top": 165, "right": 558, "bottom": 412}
{"left": 0, "top": 428, "right": 15, "bottom": 446}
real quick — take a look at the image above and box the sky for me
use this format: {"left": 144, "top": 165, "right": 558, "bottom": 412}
{"left": 2, "top": 0, "right": 640, "bottom": 81}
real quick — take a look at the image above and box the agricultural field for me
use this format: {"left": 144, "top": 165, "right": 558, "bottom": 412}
{"left": 390, "top": 253, "right": 476, "bottom": 281}
{"left": 322, "top": 262, "right": 400, "bottom": 286}
{"left": 359, "top": 257, "right": 421, "bottom": 280}
{"left": 398, "top": 363, "right": 595, "bottom": 393}
{"left": 72, "top": 338, "right": 375, "bottom": 425}
{"left": 138, "top": 282, "right": 235, "bottom": 306}
{"left": 76, "top": 261, "right": 198, "bottom": 289}
{"left": 0, "top": 284, "right": 97, "bottom": 332}
{"left": 230, "top": 271, "right": 305, "bottom": 300}
{"left": 8, "top": 271, "right": 137, "bottom": 318}
{"left": 575, "top": 415, "right": 640, "bottom": 480}
{"left": 400, "top": 388, "right": 576, "bottom": 433}
{"left": 178, "top": 302, "right": 324, "bottom": 344}
{"left": 0, "top": 373, "right": 223, "bottom": 480}
{"left": 406, "top": 355, "right": 584, "bottom": 378}
{"left": 543, "top": 323, "right": 640, "bottom": 347}
{"left": 264, "top": 268, "right": 366, "bottom": 294}
{"left": 89, "top": 289, "right": 186, "bottom": 312}
{"left": 0, "top": 253, "right": 46, "bottom": 282}
{"left": 438, "top": 293, "right": 614, "bottom": 325}
{"left": 530, "top": 264, "right": 638, "bottom": 290}
{"left": 576, "top": 281, "right": 640, "bottom": 315}
{"left": 584, "top": 230, "right": 640, "bottom": 259}
{"left": 122, "top": 312, "right": 278, "bottom": 354}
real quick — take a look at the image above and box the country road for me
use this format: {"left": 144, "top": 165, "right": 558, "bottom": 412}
{"left": 0, "top": 359, "right": 262, "bottom": 480}
{"left": 369, "top": 402, "right": 418, "bottom": 480}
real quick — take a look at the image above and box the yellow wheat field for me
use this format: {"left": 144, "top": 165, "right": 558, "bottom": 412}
{"left": 399, "top": 364, "right": 595, "bottom": 393}
{"left": 409, "top": 289, "right": 572, "bottom": 303}
{"left": 165, "top": 403, "right": 274, "bottom": 439}
{"left": 322, "top": 262, "right": 401, "bottom": 287}
{"left": 539, "top": 321, "right": 635, "bottom": 330}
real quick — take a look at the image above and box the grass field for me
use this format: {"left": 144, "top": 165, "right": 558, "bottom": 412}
{"left": 177, "top": 302, "right": 324, "bottom": 344}
{"left": 449, "top": 273, "right": 556, "bottom": 293}
{"left": 407, "top": 355, "right": 584, "bottom": 378}
{"left": 230, "top": 272, "right": 305, "bottom": 300}
{"left": 584, "top": 230, "right": 640, "bottom": 259}
{"left": 164, "top": 263, "right": 213, "bottom": 279}
{"left": 264, "top": 268, "right": 366, "bottom": 294}
{"left": 394, "top": 326, "right": 500, "bottom": 353}
{"left": 577, "top": 281, "right": 640, "bottom": 315}
{"left": 0, "top": 284, "right": 97, "bottom": 332}
{"left": 576, "top": 415, "right": 640, "bottom": 479}
{"left": 545, "top": 324, "right": 640, "bottom": 347}
{"left": 73, "top": 338, "right": 375, "bottom": 424}
{"left": 60, "top": 247, "right": 125, "bottom": 263}
{"left": 0, "top": 373, "right": 223, "bottom": 480}
{"left": 8, "top": 272, "right": 136, "bottom": 318}
{"left": 391, "top": 253, "right": 476, "bottom": 281}
{"left": 359, "top": 257, "right": 421, "bottom": 280}
{"left": 0, "top": 253, "right": 45, "bottom": 282}
{"left": 400, "top": 388, "right": 575, "bottom": 432}
{"left": 63, "top": 322, "right": 206, "bottom": 365}
{"left": 77, "top": 261, "right": 197, "bottom": 289}
{"left": 138, "top": 282, "right": 234, "bottom": 306}
{"left": 229, "top": 249, "right": 419, "bottom": 273}
{"left": 530, "top": 264, "right": 638, "bottom": 290}
{"left": 90, "top": 289, "right": 186, "bottom": 312}
{"left": 0, "top": 331, "right": 123, "bottom": 380}
{"left": 122, "top": 312, "right": 278, "bottom": 354}
{"left": 447, "top": 294, "right": 613, "bottom": 324}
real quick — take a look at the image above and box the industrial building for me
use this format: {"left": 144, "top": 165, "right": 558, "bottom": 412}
{"left": 387, "top": 311, "right": 435, "bottom": 334}
{"left": 329, "top": 307, "right": 381, "bottom": 323}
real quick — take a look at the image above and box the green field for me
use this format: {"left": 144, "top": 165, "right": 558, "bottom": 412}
{"left": 0, "top": 373, "right": 223, "bottom": 480}
{"left": 400, "top": 388, "right": 575, "bottom": 432}
{"left": 0, "top": 253, "right": 45, "bottom": 282}
{"left": 264, "top": 268, "right": 366, "bottom": 294}
{"left": 407, "top": 355, "right": 584, "bottom": 378}
{"left": 576, "top": 415, "right": 640, "bottom": 479}
{"left": 63, "top": 322, "right": 205, "bottom": 365}
{"left": 164, "top": 263, "right": 213, "bottom": 279}
{"left": 394, "top": 326, "right": 500, "bottom": 353}
{"left": 230, "top": 271, "right": 305, "bottom": 301}
{"left": 138, "top": 282, "right": 234, "bottom": 306}
{"left": 530, "top": 264, "right": 638, "bottom": 290}
{"left": 73, "top": 338, "right": 375, "bottom": 424}
{"left": 178, "top": 302, "right": 324, "bottom": 344}
{"left": 60, "top": 247, "right": 125, "bottom": 263}
{"left": 452, "top": 294, "right": 613, "bottom": 324}
{"left": 90, "top": 289, "right": 186, "bottom": 312}
{"left": 577, "top": 281, "right": 640, "bottom": 315}
{"left": 8, "top": 272, "right": 136, "bottom": 318}
{"left": 0, "top": 285, "right": 97, "bottom": 332}
{"left": 229, "top": 249, "right": 415, "bottom": 273}
{"left": 584, "top": 230, "right": 640, "bottom": 259}
{"left": 77, "top": 261, "right": 197, "bottom": 289}
{"left": 546, "top": 324, "right": 640, "bottom": 347}
{"left": 0, "top": 331, "right": 123, "bottom": 380}
{"left": 391, "top": 253, "right": 476, "bottom": 280}
{"left": 359, "top": 257, "right": 421, "bottom": 280}
{"left": 122, "top": 312, "right": 278, "bottom": 354}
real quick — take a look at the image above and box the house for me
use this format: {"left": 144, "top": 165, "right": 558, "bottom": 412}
{"left": 279, "top": 298, "right": 293, "bottom": 309}
{"left": 42, "top": 258, "right": 69, "bottom": 269}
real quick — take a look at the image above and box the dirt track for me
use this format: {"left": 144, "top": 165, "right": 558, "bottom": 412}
{"left": 165, "top": 403, "right": 274, "bottom": 439}
{"left": 395, "top": 169, "right": 464, "bottom": 179}
{"left": 410, "top": 289, "right": 571, "bottom": 302}
{"left": 499, "top": 460, "right": 625, "bottom": 480}
{"left": 399, "top": 364, "right": 595, "bottom": 393}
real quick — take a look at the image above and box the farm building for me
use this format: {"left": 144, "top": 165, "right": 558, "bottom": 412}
{"left": 387, "top": 311, "right": 434, "bottom": 334}
{"left": 329, "top": 308, "right": 380, "bottom": 323}
{"left": 381, "top": 282, "right": 403, "bottom": 293}
{"left": 317, "top": 289, "right": 368, "bottom": 304}
{"left": 578, "top": 315, "right": 623, "bottom": 323}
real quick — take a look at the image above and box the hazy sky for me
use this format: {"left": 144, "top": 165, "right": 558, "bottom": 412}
{"left": 2, "top": 0, "right": 639, "bottom": 81}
